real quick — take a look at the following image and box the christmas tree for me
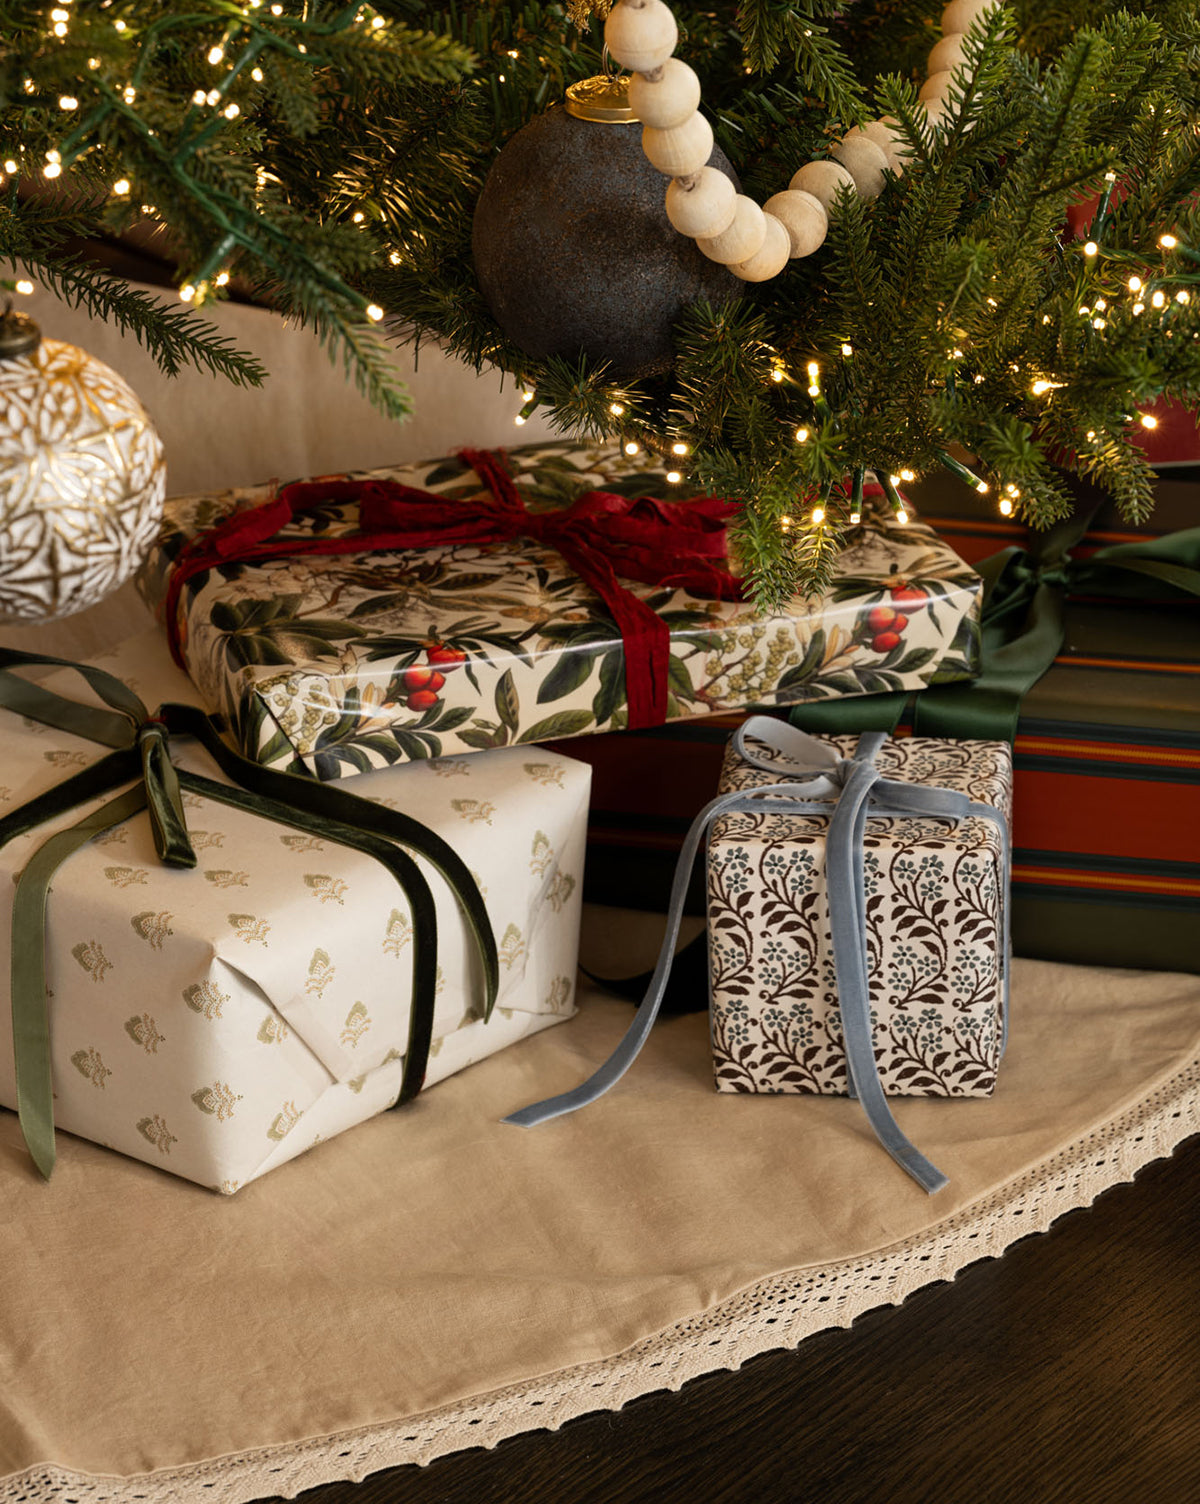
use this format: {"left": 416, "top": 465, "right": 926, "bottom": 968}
{"left": 3, "top": 0, "right": 1198, "bottom": 604}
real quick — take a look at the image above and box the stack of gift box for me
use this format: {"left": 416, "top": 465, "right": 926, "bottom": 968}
{"left": 19, "top": 434, "right": 1185, "bottom": 1195}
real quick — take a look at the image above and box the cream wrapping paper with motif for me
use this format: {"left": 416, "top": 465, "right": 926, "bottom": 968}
{"left": 0, "top": 631, "right": 589, "bottom": 1193}
{"left": 137, "top": 443, "right": 984, "bottom": 779}
{"left": 710, "top": 734, "right": 1013, "bottom": 1097}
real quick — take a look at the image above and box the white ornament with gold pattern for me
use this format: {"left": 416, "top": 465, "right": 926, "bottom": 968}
{"left": 605, "top": 0, "right": 1000, "bottom": 282}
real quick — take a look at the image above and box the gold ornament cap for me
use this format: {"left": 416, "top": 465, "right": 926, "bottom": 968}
{"left": 0, "top": 304, "right": 40, "bottom": 360}
{"left": 566, "top": 74, "right": 635, "bottom": 123}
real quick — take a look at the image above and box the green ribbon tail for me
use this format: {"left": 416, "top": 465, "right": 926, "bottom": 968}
{"left": 139, "top": 724, "right": 197, "bottom": 869}
{"left": 0, "top": 648, "right": 148, "bottom": 748}
{"left": 12, "top": 786, "right": 149, "bottom": 1180}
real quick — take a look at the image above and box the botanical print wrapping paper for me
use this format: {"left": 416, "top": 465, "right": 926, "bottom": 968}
{"left": 709, "top": 734, "right": 1012, "bottom": 1098}
{"left": 138, "top": 443, "right": 983, "bottom": 780}
{"left": 0, "top": 632, "right": 589, "bottom": 1193}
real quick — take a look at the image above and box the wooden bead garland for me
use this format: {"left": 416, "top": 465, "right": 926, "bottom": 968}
{"left": 605, "top": 0, "right": 1000, "bottom": 283}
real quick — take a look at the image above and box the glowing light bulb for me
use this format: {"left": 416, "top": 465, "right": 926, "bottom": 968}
{"left": 251, "top": 67, "right": 263, "bottom": 81}
{"left": 1086, "top": 430, "right": 1096, "bottom": 441}
{"left": 513, "top": 414, "right": 526, "bottom": 426}
{"left": 1094, "top": 298, "right": 1107, "bottom": 311}
{"left": 811, "top": 506, "right": 825, "bottom": 526}
{"left": 365, "top": 304, "right": 384, "bottom": 322}
{"left": 193, "top": 89, "right": 207, "bottom": 104}
{"left": 42, "top": 162, "right": 61, "bottom": 179}
{"left": 1152, "top": 290, "right": 1166, "bottom": 309}
{"left": 208, "top": 46, "right": 225, "bottom": 65}
{"left": 1031, "top": 380, "right": 1052, "bottom": 395}
{"left": 976, "top": 480, "right": 989, "bottom": 494}
{"left": 1092, "top": 318, "right": 1106, "bottom": 330}
{"left": 672, "top": 442, "right": 688, "bottom": 456}
{"left": 849, "top": 511, "right": 861, "bottom": 525}
{"left": 624, "top": 441, "right": 639, "bottom": 456}
{"left": 889, "top": 474, "right": 901, "bottom": 487}
{"left": 1177, "top": 290, "right": 1190, "bottom": 305}
{"left": 795, "top": 427, "right": 809, "bottom": 443}
{"left": 352, "top": 211, "right": 365, "bottom": 223}
{"left": 53, "top": 20, "right": 68, "bottom": 35}
{"left": 1128, "top": 275, "right": 1143, "bottom": 292}
{"left": 666, "top": 471, "right": 682, "bottom": 484}
{"left": 1140, "top": 413, "right": 1159, "bottom": 430}
{"left": 900, "top": 469, "right": 915, "bottom": 482}
{"left": 780, "top": 515, "right": 792, "bottom": 532}
{"left": 522, "top": 389, "right": 535, "bottom": 402}
{"left": 215, "top": 270, "right": 230, "bottom": 287}
{"left": 609, "top": 402, "right": 625, "bottom": 416}
{"left": 999, "top": 498, "right": 1013, "bottom": 516}
{"left": 1083, "top": 241, "right": 1098, "bottom": 257}
{"left": 895, "top": 509, "right": 909, "bottom": 525}
{"left": 372, "top": 15, "right": 385, "bottom": 26}
{"left": 179, "top": 284, "right": 196, "bottom": 302}
{"left": 14, "top": 279, "right": 34, "bottom": 295}
{"left": 841, "top": 343, "right": 853, "bottom": 357}
{"left": 1078, "top": 306, "right": 1090, "bottom": 317}
{"left": 123, "top": 85, "right": 136, "bottom": 103}
{"left": 206, "top": 90, "right": 220, "bottom": 105}
{"left": 58, "top": 95, "right": 77, "bottom": 110}
{"left": 3, "top": 160, "right": 16, "bottom": 174}
{"left": 1160, "top": 234, "right": 1178, "bottom": 249}
{"left": 1133, "top": 302, "right": 1145, "bottom": 316}
{"left": 223, "top": 102, "right": 239, "bottom": 119}
{"left": 807, "top": 384, "right": 819, "bottom": 397}
{"left": 771, "top": 368, "right": 784, "bottom": 383}
{"left": 389, "top": 251, "right": 401, "bottom": 265}
{"left": 46, "top": 150, "right": 60, "bottom": 163}
{"left": 114, "top": 19, "right": 126, "bottom": 30}
{"left": 806, "top": 361, "right": 819, "bottom": 379}
{"left": 112, "top": 178, "right": 130, "bottom": 195}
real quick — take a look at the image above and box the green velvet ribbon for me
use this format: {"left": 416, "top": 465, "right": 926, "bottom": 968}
{"left": 0, "top": 649, "right": 499, "bottom": 1181}
{"left": 789, "top": 518, "right": 1200, "bottom": 744}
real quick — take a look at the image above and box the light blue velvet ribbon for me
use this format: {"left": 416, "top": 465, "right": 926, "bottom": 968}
{"left": 506, "top": 716, "right": 1011, "bottom": 1195}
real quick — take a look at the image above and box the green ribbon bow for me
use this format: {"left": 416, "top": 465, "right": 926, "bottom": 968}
{"left": 0, "top": 649, "right": 499, "bottom": 1181}
{"left": 790, "top": 517, "right": 1200, "bottom": 744}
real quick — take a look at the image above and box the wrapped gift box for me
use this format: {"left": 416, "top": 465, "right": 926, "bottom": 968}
{"left": 137, "top": 443, "right": 983, "bottom": 780}
{"left": 709, "top": 728, "right": 1013, "bottom": 1098}
{"left": 0, "top": 632, "right": 589, "bottom": 1193}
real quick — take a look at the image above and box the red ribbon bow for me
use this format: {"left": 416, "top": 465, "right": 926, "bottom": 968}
{"left": 163, "top": 449, "right": 743, "bottom": 729}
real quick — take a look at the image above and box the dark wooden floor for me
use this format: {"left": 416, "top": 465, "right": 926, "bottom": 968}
{"left": 260, "top": 1129, "right": 1200, "bottom": 1504}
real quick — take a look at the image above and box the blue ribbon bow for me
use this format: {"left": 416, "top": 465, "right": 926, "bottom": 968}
{"left": 507, "top": 716, "right": 1011, "bottom": 1194}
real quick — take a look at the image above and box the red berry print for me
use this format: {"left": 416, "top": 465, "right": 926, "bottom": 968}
{"left": 889, "top": 584, "right": 929, "bottom": 614}
{"left": 427, "top": 645, "right": 468, "bottom": 670}
{"left": 406, "top": 689, "right": 439, "bottom": 711}
{"left": 871, "top": 631, "right": 902, "bottom": 653}
{"left": 866, "top": 605, "right": 898, "bottom": 634}
{"left": 402, "top": 667, "right": 446, "bottom": 694}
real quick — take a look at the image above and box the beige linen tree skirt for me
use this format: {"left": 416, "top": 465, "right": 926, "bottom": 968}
{"left": 2, "top": 907, "right": 1199, "bottom": 1503}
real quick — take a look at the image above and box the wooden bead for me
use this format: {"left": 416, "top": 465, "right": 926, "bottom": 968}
{"left": 920, "top": 70, "right": 955, "bottom": 104}
{"left": 831, "top": 137, "right": 889, "bottom": 199}
{"left": 629, "top": 59, "right": 700, "bottom": 129}
{"left": 729, "top": 213, "right": 790, "bottom": 282}
{"left": 604, "top": 0, "right": 678, "bottom": 74}
{"left": 928, "top": 32, "right": 968, "bottom": 75}
{"left": 642, "top": 112, "right": 713, "bottom": 177}
{"left": 697, "top": 195, "right": 766, "bottom": 265}
{"left": 762, "top": 190, "right": 828, "bottom": 258}
{"left": 941, "top": 0, "right": 998, "bottom": 32}
{"left": 923, "top": 96, "right": 952, "bottom": 129}
{"left": 857, "top": 119, "right": 911, "bottom": 173}
{"left": 665, "top": 165, "right": 736, "bottom": 238}
{"left": 789, "top": 159, "right": 856, "bottom": 214}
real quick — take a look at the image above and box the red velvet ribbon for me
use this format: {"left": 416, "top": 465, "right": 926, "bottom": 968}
{"left": 163, "top": 448, "right": 743, "bottom": 729}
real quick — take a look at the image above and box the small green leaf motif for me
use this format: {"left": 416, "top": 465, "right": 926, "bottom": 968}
{"left": 340, "top": 1001, "right": 371, "bottom": 1047}
{"left": 450, "top": 799, "right": 494, "bottom": 825}
{"left": 136, "top": 1114, "right": 177, "bottom": 1155}
{"left": 228, "top": 913, "right": 271, "bottom": 945}
{"left": 131, "top": 911, "right": 174, "bottom": 949}
{"left": 306, "top": 948, "right": 335, "bottom": 996}
{"left": 304, "top": 874, "right": 348, "bottom": 904}
{"left": 267, "top": 1101, "right": 302, "bottom": 1141}
{"left": 495, "top": 669, "right": 520, "bottom": 733}
{"left": 383, "top": 908, "right": 411, "bottom": 956}
{"left": 544, "top": 976, "right": 574, "bottom": 1014}
{"left": 71, "top": 941, "right": 112, "bottom": 983}
{"left": 124, "top": 1013, "right": 165, "bottom": 1053}
{"left": 522, "top": 762, "right": 565, "bottom": 788}
{"left": 257, "top": 1014, "right": 289, "bottom": 1045}
{"left": 280, "top": 833, "right": 325, "bottom": 854}
{"left": 71, "top": 1047, "right": 111, "bottom": 1088}
{"left": 191, "top": 1082, "right": 243, "bottom": 1121}
{"left": 516, "top": 710, "right": 594, "bottom": 743}
{"left": 204, "top": 869, "right": 250, "bottom": 889}
{"left": 498, "top": 923, "right": 525, "bottom": 970}
{"left": 547, "top": 870, "right": 577, "bottom": 914}
{"left": 103, "top": 866, "right": 148, "bottom": 888}
{"left": 183, "top": 980, "right": 229, "bottom": 1020}
{"left": 529, "top": 830, "right": 554, "bottom": 877}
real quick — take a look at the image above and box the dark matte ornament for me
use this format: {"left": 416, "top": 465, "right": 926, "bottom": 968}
{"left": 472, "top": 99, "right": 740, "bottom": 380}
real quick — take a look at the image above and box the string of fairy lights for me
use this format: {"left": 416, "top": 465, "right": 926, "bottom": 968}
{"left": 5, "top": 5, "right": 1196, "bottom": 551}
{"left": 508, "top": 161, "right": 1198, "bottom": 540}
